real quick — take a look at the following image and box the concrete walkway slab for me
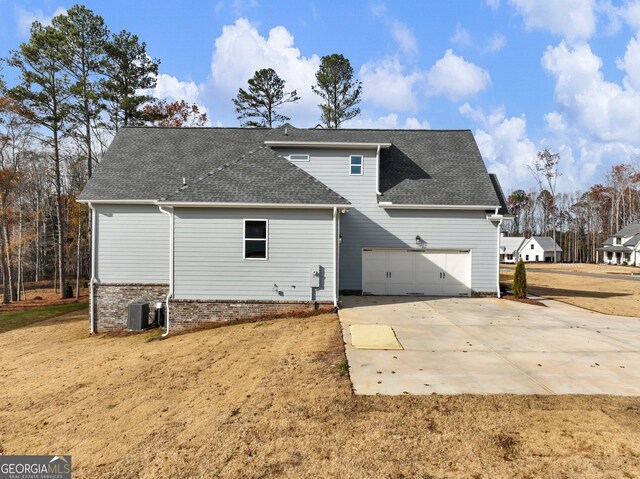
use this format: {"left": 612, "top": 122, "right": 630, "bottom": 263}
{"left": 338, "top": 296, "right": 640, "bottom": 395}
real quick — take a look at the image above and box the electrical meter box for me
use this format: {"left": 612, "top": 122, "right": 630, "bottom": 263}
{"left": 309, "top": 265, "right": 321, "bottom": 288}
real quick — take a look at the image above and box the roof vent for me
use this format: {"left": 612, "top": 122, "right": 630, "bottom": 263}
{"left": 182, "top": 177, "right": 187, "bottom": 187}
{"left": 284, "top": 127, "right": 288, "bottom": 136}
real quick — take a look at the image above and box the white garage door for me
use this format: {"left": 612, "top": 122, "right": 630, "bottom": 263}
{"left": 362, "top": 249, "right": 471, "bottom": 296}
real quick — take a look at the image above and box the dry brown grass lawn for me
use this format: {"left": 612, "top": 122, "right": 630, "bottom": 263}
{"left": 1, "top": 309, "right": 640, "bottom": 478}
{"left": 501, "top": 264, "right": 640, "bottom": 318}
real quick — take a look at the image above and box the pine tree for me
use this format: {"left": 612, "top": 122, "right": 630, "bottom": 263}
{"left": 312, "top": 54, "right": 362, "bottom": 128}
{"left": 233, "top": 68, "right": 299, "bottom": 128}
{"left": 53, "top": 5, "right": 109, "bottom": 179}
{"left": 101, "top": 30, "right": 159, "bottom": 131}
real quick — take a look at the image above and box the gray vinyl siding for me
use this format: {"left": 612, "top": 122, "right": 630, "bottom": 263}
{"left": 95, "top": 204, "right": 169, "bottom": 283}
{"left": 277, "top": 148, "right": 498, "bottom": 293}
{"left": 173, "top": 208, "right": 335, "bottom": 301}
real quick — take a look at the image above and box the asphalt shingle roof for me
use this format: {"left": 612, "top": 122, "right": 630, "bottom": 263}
{"left": 530, "top": 236, "right": 563, "bottom": 252}
{"left": 615, "top": 223, "right": 640, "bottom": 237}
{"left": 160, "top": 146, "right": 348, "bottom": 205}
{"left": 500, "top": 236, "right": 525, "bottom": 253}
{"left": 78, "top": 124, "right": 501, "bottom": 207}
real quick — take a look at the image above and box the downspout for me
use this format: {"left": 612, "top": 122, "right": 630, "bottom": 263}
{"left": 89, "top": 202, "right": 96, "bottom": 335}
{"left": 332, "top": 207, "right": 338, "bottom": 309}
{"left": 375, "top": 144, "right": 381, "bottom": 195}
{"left": 158, "top": 206, "right": 174, "bottom": 337}
{"left": 496, "top": 212, "right": 503, "bottom": 299}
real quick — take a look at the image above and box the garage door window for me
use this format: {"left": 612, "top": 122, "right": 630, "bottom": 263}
{"left": 244, "top": 220, "right": 268, "bottom": 260}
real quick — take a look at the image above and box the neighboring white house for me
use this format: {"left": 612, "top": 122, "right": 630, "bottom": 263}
{"left": 597, "top": 224, "right": 640, "bottom": 266}
{"left": 520, "top": 237, "right": 562, "bottom": 263}
{"left": 500, "top": 235, "right": 562, "bottom": 263}
{"left": 499, "top": 235, "right": 525, "bottom": 263}
{"left": 78, "top": 124, "right": 509, "bottom": 333}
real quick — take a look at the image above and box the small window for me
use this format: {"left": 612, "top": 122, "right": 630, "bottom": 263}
{"left": 525, "top": 255, "right": 529, "bottom": 261}
{"left": 244, "top": 220, "right": 268, "bottom": 260}
{"left": 289, "top": 154, "right": 309, "bottom": 162}
{"left": 350, "top": 155, "right": 363, "bottom": 175}
{"left": 531, "top": 244, "right": 534, "bottom": 249}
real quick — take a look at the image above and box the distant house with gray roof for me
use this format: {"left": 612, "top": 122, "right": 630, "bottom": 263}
{"left": 597, "top": 223, "right": 640, "bottom": 266}
{"left": 500, "top": 235, "right": 562, "bottom": 263}
{"left": 78, "top": 124, "right": 508, "bottom": 333}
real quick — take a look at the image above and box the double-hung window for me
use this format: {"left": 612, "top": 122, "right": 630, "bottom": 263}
{"left": 350, "top": 155, "right": 363, "bottom": 175}
{"left": 244, "top": 220, "right": 268, "bottom": 260}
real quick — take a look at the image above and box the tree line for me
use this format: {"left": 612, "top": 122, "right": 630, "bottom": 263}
{"left": 507, "top": 156, "right": 640, "bottom": 263}
{"left": 0, "top": 5, "right": 209, "bottom": 302}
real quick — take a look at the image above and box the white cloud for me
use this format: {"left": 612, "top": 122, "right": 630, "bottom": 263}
{"left": 485, "top": 33, "right": 507, "bottom": 53}
{"left": 14, "top": 5, "right": 66, "bottom": 37}
{"left": 509, "top": 0, "right": 596, "bottom": 43}
{"left": 542, "top": 41, "right": 640, "bottom": 143}
{"left": 344, "top": 113, "right": 400, "bottom": 129}
{"left": 403, "top": 117, "right": 431, "bottom": 129}
{"left": 426, "top": 50, "right": 491, "bottom": 101}
{"left": 486, "top": 0, "right": 501, "bottom": 10}
{"left": 451, "top": 24, "right": 472, "bottom": 47}
{"left": 460, "top": 103, "right": 538, "bottom": 190}
{"left": 359, "top": 57, "right": 421, "bottom": 111}
{"left": 544, "top": 111, "right": 566, "bottom": 132}
{"left": 617, "top": 35, "right": 640, "bottom": 90}
{"left": 207, "top": 18, "right": 321, "bottom": 126}
{"left": 623, "top": 1, "right": 640, "bottom": 30}
{"left": 145, "top": 73, "right": 211, "bottom": 125}
{"left": 390, "top": 20, "right": 418, "bottom": 56}
{"left": 344, "top": 113, "right": 430, "bottom": 129}
{"left": 153, "top": 74, "right": 201, "bottom": 103}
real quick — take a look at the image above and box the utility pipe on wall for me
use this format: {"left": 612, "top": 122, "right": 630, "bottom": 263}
{"left": 89, "top": 202, "right": 96, "bottom": 335}
{"left": 332, "top": 207, "right": 338, "bottom": 308}
{"left": 158, "top": 206, "right": 174, "bottom": 337}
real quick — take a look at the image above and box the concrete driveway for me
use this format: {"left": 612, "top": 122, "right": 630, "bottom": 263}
{"left": 339, "top": 296, "right": 640, "bottom": 395}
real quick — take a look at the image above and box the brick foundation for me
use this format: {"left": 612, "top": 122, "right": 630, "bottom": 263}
{"left": 93, "top": 283, "right": 332, "bottom": 332}
{"left": 94, "top": 283, "right": 169, "bottom": 331}
{"left": 168, "top": 299, "right": 333, "bottom": 331}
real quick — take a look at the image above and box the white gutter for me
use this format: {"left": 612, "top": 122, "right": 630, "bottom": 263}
{"left": 155, "top": 201, "right": 352, "bottom": 209}
{"left": 496, "top": 217, "right": 503, "bottom": 298}
{"left": 88, "top": 202, "right": 96, "bottom": 335}
{"left": 375, "top": 144, "right": 381, "bottom": 195}
{"left": 382, "top": 204, "right": 501, "bottom": 210}
{"left": 487, "top": 208, "right": 504, "bottom": 298}
{"left": 264, "top": 141, "right": 392, "bottom": 149}
{"left": 77, "top": 199, "right": 156, "bottom": 204}
{"left": 158, "top": 206, "right": 174, "bottom": 337}
{"left": 332, "top": 207, "right": 338, "bottom": 308}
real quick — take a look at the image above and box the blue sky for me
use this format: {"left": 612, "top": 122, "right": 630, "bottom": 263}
{"left": 2, "top": 0, "right": 640, "bottom": 193}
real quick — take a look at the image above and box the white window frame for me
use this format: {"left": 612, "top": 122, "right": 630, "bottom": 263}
{"left": 289, "top": 153, "right": 309, "bottom": 162}
{"left": 349, "top": 155, "right": 364, "bottom": 175}
{"left": 243, "top": 219, "right": 269, "bottom": 261}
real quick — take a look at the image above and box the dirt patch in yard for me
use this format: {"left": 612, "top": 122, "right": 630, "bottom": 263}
{"left": 1, "top": 309, "right": 640, "bottom": 478}
{"left": 500, "top": 268, "right": 640, "bottom": 318}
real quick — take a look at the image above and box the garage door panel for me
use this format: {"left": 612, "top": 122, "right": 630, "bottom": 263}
{"left": 362, "top": 250, "right": 387, "bottom": 295}
{"left": 388, "top": 250, "right": 417, "bottom": 294}
{"left": 415, "top": 253, "right": 444, "bottom": 295}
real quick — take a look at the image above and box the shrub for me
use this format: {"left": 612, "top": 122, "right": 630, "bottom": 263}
{"left": 512, "top": 259, "right": 527, "bottom": 299}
